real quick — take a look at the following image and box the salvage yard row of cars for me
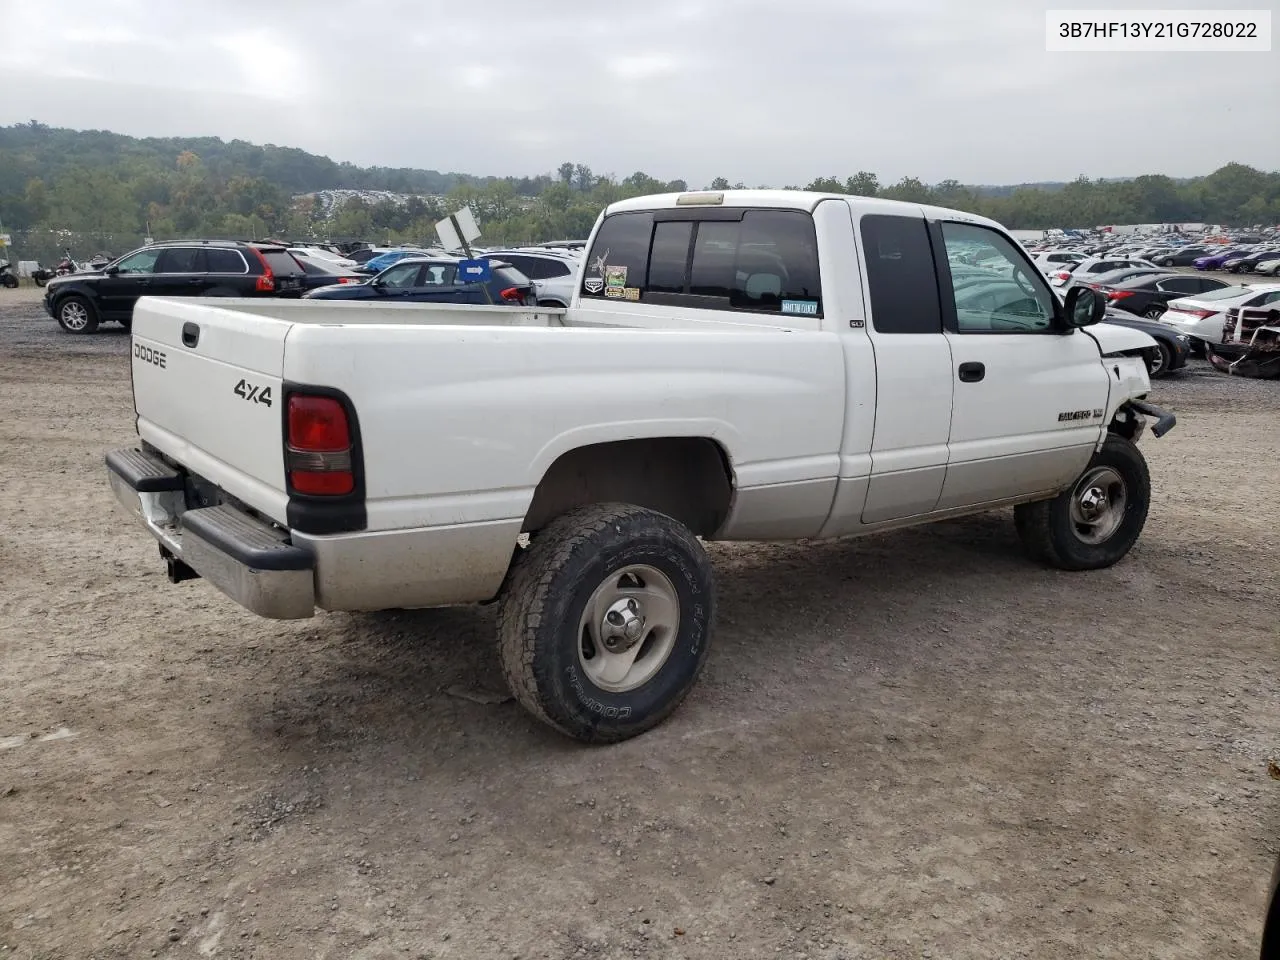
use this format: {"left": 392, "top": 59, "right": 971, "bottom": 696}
{"left": 37, "top": 237, "right": 584, "bottom": 334}
{"left": 30, "top": 218, "right": 1280, "bottom": 380}
{"left": 1021, "top": 228, "right": 1280, "bottom": 379}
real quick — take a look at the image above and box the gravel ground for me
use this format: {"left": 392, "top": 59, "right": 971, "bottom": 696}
{"left": 1, "top": 284, "right": 1277, "bottom": 960}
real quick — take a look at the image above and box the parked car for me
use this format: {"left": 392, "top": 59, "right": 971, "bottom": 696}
{"left": 105, "top": 189, "right": 1175, "bottom": 745}
{"left": 1159, "top": 283, "right": 1280, "bottom": 349}
{"left": 1099, "top": 309, "right": 1191, "bottom": 378}
{"left": 294, "top": 256, "right": 366, "bottom": 292}
{"left": 1062, "top": 265, "right": 1170, "bottom": 296}
{"left": 482, "top": 248, "right": 582, "bottom": 307}
{"left": 1193, "top": 248, "right": 1251, "bottom": 271}
{"left": 357, "top": 247, "right": 439, "bottom": 275}
{"left": 303, "top": 256, "right": 535, "bottom": 305}
{"left": 1256, "top": 256, "right": 1280, "bottom": 277}
{"left": 41, "top": 240, "right": 308, "bottom": 334}
{"left": 1048, "top": 257, "right": 1158, "bottom": 289}
{"left": 288, "top": 246, "right": 359, "bottom": 270}
{"left": 1204, "top": 305, "right": 1280, "bottom": 379}
{"left": 1098, "top": 273, "right": 1233, "bottom": 319}
{"left": 1223, "top": 249, "right": 1280, "bottom": 274}
{"left": 1032, "top": 250, "right": 1088, "bottom": 274}
{"left": 1153, "top": 247, "right": 1214, "bottom": 267}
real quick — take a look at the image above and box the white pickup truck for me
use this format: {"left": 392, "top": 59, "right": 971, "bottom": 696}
{"left": 106, "top": 189, "right": 1176, "bottom": 744}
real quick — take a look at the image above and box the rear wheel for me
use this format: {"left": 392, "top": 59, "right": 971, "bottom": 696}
{"left": 496, "top": 503, "right": 715, "bottom": 744}
{"left": 1, "top": 273, "right": 17, "bottom": 289}
{"left": 56, "top": 296, "right": 99, "bottom": 334}
{"left": 1014, "top": 435, "right": 1151, "bottom": 571}
{"left": 1142, "top": 305, "right": 1165, "bottom": 320}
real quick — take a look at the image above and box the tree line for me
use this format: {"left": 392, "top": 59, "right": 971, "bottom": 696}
{"left": 1, "top": 122, "right": 1276, "bottom": 263}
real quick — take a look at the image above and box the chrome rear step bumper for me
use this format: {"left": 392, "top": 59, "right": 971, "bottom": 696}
{"left": 106, "top": 446, "right": 317, "bottom": 619}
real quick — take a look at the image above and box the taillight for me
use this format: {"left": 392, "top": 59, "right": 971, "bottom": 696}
{"left": 250, "top": 248, "right": 276, "bottom": 292}
{"left": 1055, "top": 271, "right": 1072, "bottom": 280}
{"left": 1182, "top": 308, "right": 1217, "bottom": 319}
{"left": 1106, "top": 290, "right": 1135, "bottom": 300}
{"left": 500, "top": 286, "right": 527, "bottom": 304}
{"left": 286, "top": 394, "right": 354, "bottom": 496}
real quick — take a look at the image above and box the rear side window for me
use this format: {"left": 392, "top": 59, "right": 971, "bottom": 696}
{"left": 260, "top": 251, "right": 305, "bottom": 276}
{"left": 206, "top": 249, "right": 247, "bottom": 273}
{"left": 858, "top": 214, "right": 943, "bottom": 334}
{"left": 507, "top": 256, "right": 572, "bottom": 280}
{"left": 156, "top": 248, "right": 202, "bottom": 273}
{"left": 1157, "top": 277, "right": 1200, "bottom": 294}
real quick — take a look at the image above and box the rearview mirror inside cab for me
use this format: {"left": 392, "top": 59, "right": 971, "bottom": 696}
{"left": 1064, "top": 286, "right": 1106, "bottom": 328}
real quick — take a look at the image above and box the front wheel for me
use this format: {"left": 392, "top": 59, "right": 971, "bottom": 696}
{"left": 1145, "top": 342, "right": 1173, "bottom": 378}
{"left": 1014, "top": 435, "right": 1151, "bottom": 571}
{"left": 1, "top": 274, "right": 17, "bottom": 289}
{"left": 56, "top": 295, "right": 99, "bottom": 334}
{"left": 496, "top": 503, "right": 715, "bottom": 743}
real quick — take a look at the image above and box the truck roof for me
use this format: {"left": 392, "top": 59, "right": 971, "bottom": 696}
{"left": 605, "top": 189, "right": 1006, "bottom": 232}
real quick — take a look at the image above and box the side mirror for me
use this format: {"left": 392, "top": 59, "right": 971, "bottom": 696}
{"left": 104, "top": 265, "right": 120, "bottom": 276}
{"left": 1063, "top": 286, "right": 1106, "bottom": 329}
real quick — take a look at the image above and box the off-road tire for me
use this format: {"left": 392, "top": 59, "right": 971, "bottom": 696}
{"left": 1014, "top": 434, "right": 1151, "bottom": 571}
{"left": 496, "top": 502, "right": 715, "bottom": 744}
{"left": 56, "top": 295, "right": 99, "bottom": 334}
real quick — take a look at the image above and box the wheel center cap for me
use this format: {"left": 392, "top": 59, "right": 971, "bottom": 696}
{"left": 1080, "top": 487, "right": 1106, "bottom": 517}
{"left": 602, "top": 598, "right": 646, "bottom": 652}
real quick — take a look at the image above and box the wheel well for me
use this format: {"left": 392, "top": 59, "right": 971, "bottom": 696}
{"left": 522, "top": 438, "right": 734, "bottom": 537}
{"left": 1108, "top": 403, "right": 1142, "bottom": 441}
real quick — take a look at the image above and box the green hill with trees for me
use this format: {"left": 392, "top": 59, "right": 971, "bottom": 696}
{"left": 1, "top": 121, "right": 1276, "bottom": 263}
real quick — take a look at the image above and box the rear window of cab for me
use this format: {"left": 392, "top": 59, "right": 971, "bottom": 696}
{"left": 581, "top": 208, "right": 823, "bottom": 317}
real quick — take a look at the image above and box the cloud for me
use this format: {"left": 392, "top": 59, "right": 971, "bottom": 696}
{"left": 0, "top": 0, "right": 1275, "bottom": 188}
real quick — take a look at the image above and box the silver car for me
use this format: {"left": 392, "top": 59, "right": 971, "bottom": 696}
{"left": 483, "top": 248, "right": 582, "bottom": 307}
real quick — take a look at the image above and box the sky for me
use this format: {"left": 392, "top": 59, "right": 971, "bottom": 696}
{"left": 0, "top": 0, "right": 1275, "bottom": 188}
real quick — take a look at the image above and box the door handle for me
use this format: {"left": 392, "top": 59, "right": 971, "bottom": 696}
{"left": 958, "top": 361, "right": 985, "bottom": 383}
{"left": 181, "top": 322, "right": 200, "bottom": 348}
{"left": 187, "top": 278, "right": 204, "bottom": 285}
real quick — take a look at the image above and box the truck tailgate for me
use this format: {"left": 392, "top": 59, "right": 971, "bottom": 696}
{"left": 131, "top": 298, "right": 292, "bottom": 523}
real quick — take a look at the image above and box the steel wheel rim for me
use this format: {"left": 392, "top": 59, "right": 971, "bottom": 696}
{"left": 577, "top": 564, "right": 680, "bottom": 693}
{"left": 1069, "top": 466, "right": 1127, "bottom": 545}
{"left": 61, "top": 301, "right": 88, "bottom": 330}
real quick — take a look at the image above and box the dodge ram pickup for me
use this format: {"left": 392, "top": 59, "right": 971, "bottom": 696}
{"left": 105, "top": 189, "right": 1176, "bottom": 744}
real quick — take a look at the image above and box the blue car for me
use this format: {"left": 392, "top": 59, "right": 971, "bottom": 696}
{"left": 303, "top": 256, "right": 534, "bottom": 305}
{"left": 359, "top": 248, "right": 438, "bottom": 275}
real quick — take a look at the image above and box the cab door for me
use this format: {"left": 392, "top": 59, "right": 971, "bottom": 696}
{"left": 930, "top": 218, "right": 1111, "bottom": 509}
{"left": 852, "top": 211, "right": 955, "bottom": 524}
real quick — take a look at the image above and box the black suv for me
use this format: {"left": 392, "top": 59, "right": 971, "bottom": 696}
{"left": 42, "top": 240, "right": 308, "bottom": 334}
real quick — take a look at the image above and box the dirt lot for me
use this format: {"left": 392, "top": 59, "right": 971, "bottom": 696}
{"left": 2, "top": 285, "right": 1277, "bottom": 960}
